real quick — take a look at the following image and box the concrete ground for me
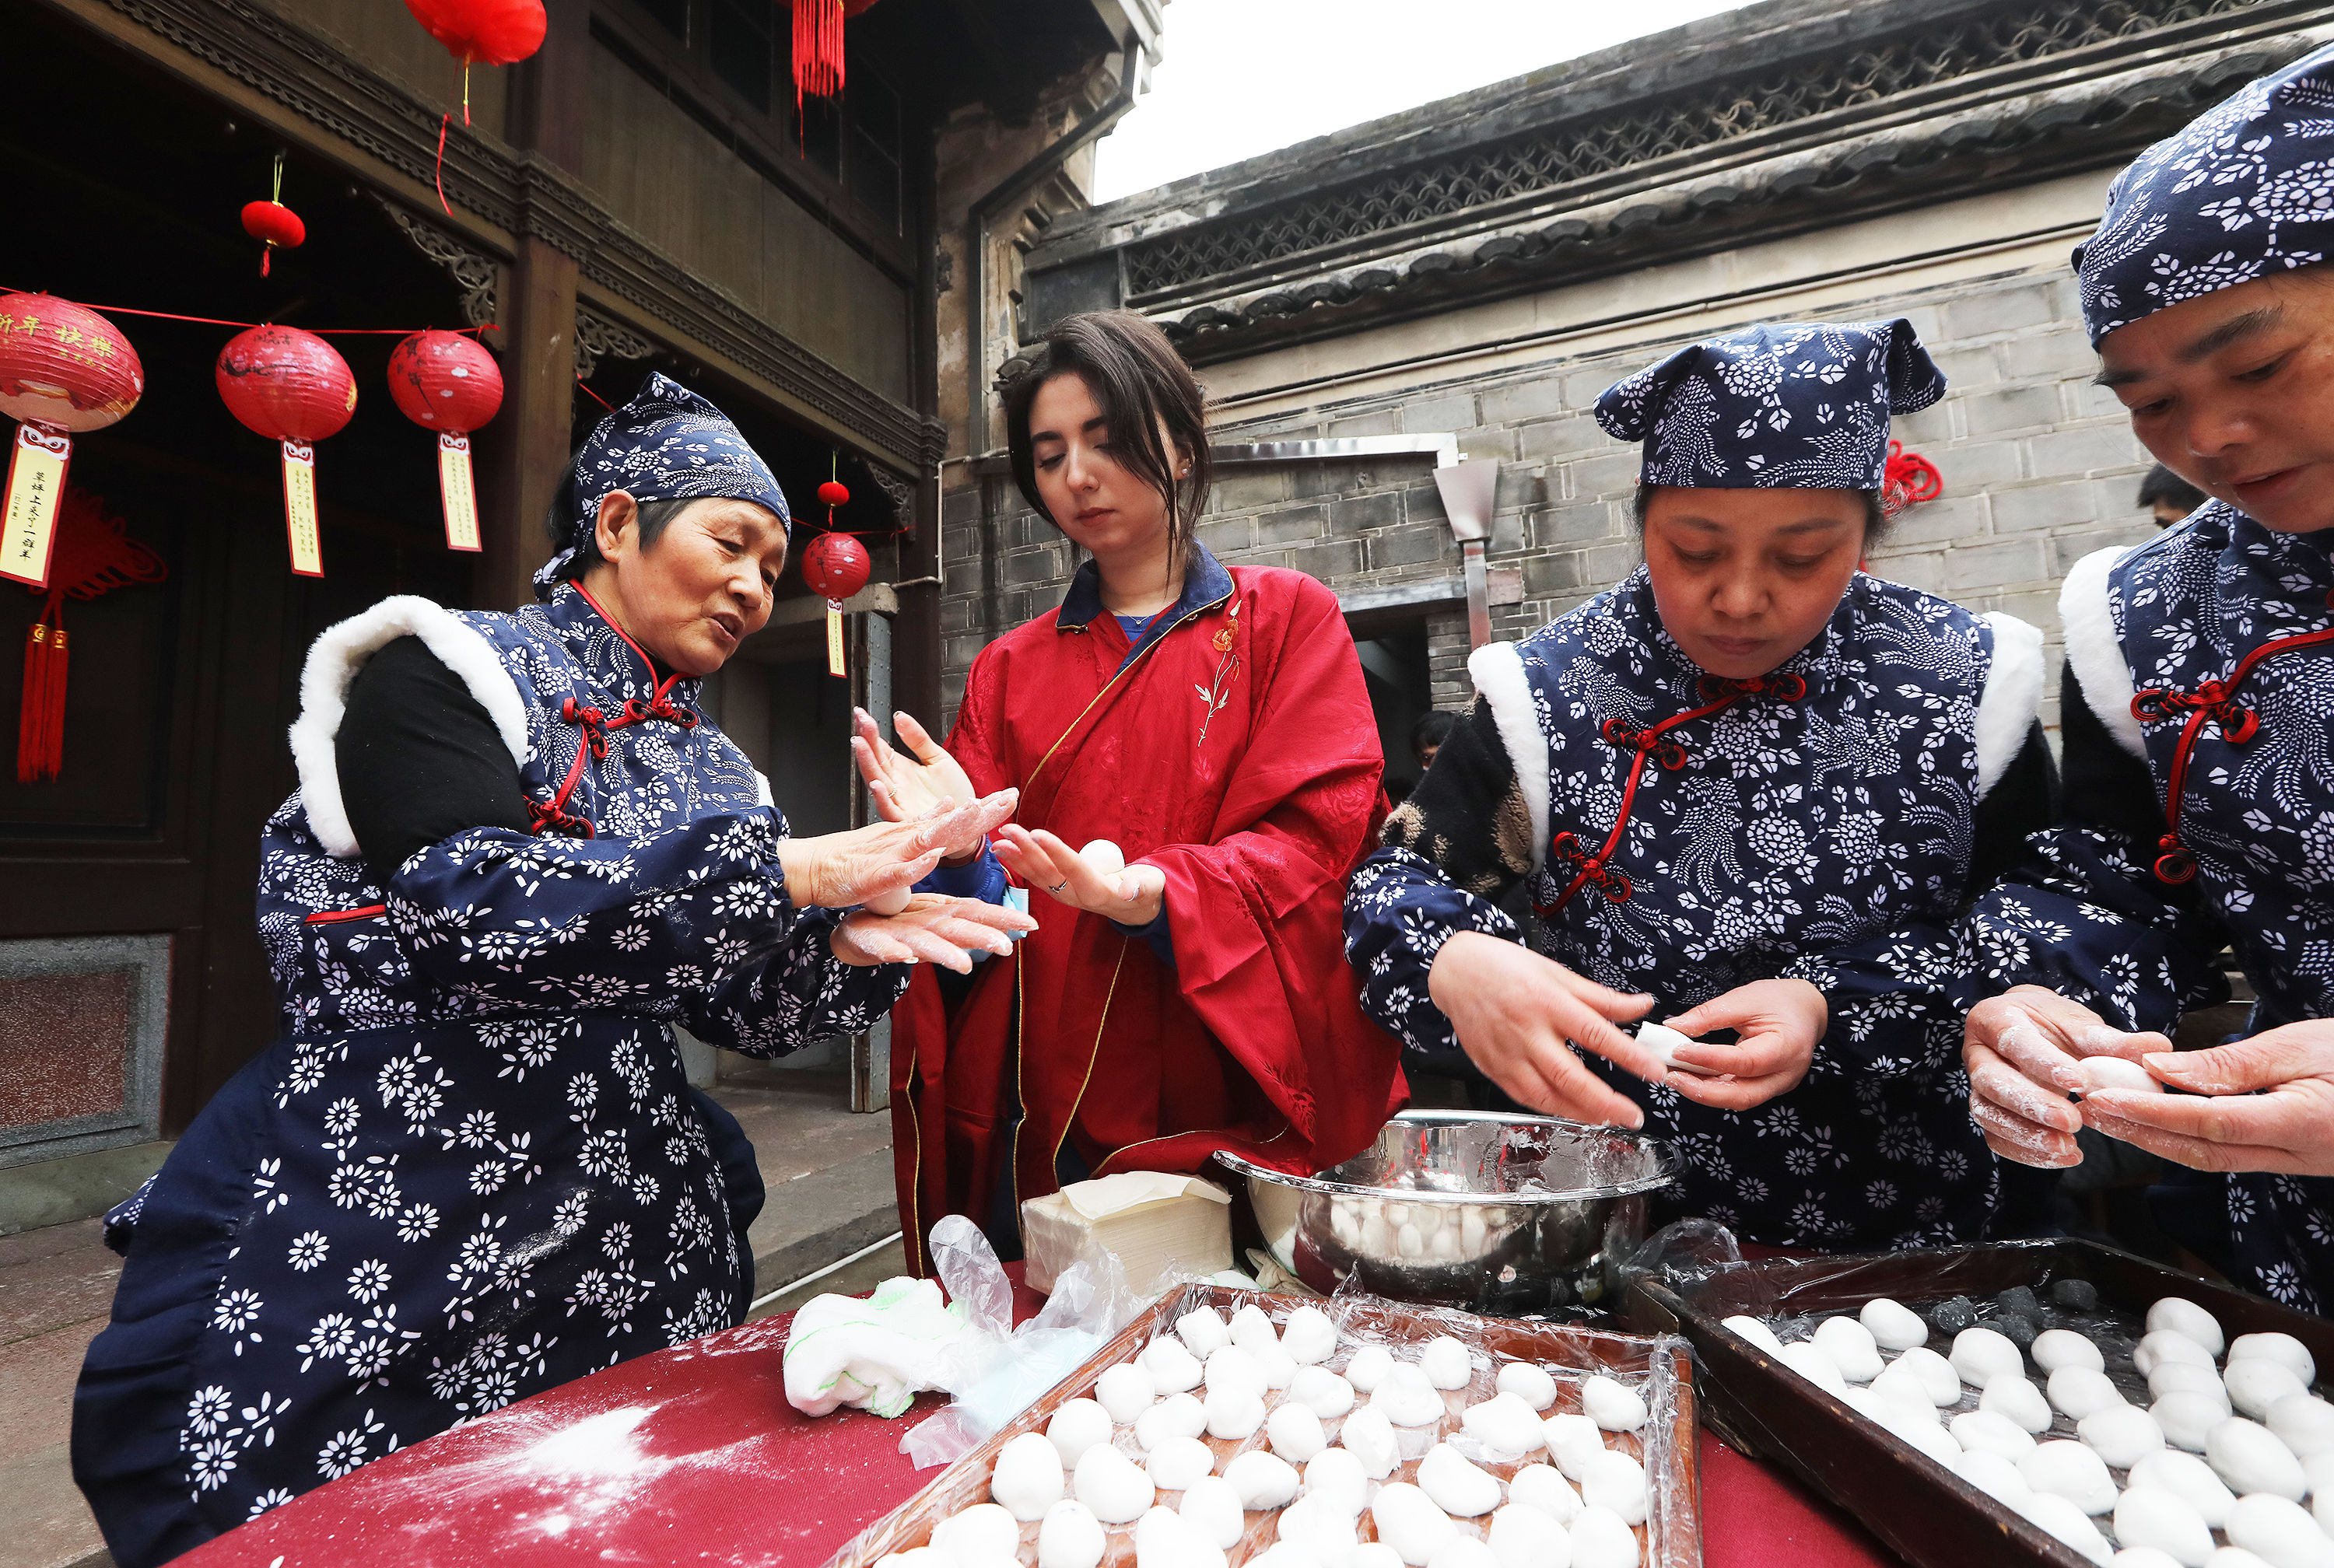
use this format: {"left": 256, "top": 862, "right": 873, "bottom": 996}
{"left": 0, "top": 1065, "right": 900, "bottom": 1568}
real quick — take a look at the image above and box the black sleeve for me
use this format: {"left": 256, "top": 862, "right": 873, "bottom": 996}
{"left": 2059, "top": 661, "right": 2170, "bottom": 846}
{"left": 338, "top": 634, "right": 531, "bottom": 879}
{"left": 1380, "top": 696, "right": 1536, "bottom": 901}
{"left": 1968, "top": 719, "right": 2060, "bottom": 893}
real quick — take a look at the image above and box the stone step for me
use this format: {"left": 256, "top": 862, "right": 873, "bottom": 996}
{"left": 745, "top": 1145, "right": 903, "bottom": 1303}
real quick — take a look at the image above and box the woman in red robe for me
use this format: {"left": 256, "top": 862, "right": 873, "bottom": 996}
{"left": 857, "top": 312, "right": 1405, "bottom": 1269}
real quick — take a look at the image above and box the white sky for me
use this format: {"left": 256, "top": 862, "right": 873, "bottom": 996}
{"left": 1092, "top": 0, "right": 1752, "bottom": 203}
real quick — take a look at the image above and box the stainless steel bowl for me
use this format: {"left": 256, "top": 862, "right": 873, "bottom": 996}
{"left": 1217, "top": 1111, "right": 1680, "bottom": 1316}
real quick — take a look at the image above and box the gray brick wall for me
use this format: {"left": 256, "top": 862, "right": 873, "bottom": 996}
{"left": 937, "top": 268, "right": 2164, "bottom": 731}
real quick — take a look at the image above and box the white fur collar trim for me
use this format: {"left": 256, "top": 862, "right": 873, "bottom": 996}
{"left": 1975, "top": 613, "right": 2045, "bottom": 800}
{"left": 1467, "top": 640, "right": 1550, "bottom": 869}
{"left": 2059, "top": 545, "right": 2147, "bottom": 760}
{"left": 289, "top": 595, "right": 531, "bottom": 858}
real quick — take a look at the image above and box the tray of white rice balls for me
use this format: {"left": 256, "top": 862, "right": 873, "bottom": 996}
{"left": 832, "top": 1282, "right": 1701, "bottom": 1568}
{"left": 1624, "top": 1236, "right": 2334, "bottom": 1568}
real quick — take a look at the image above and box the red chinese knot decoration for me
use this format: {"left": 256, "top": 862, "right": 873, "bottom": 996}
{"left": 217, "top": 325, "right": 357, "bottom": 578}
{"left": 803, "top": 530, "right": 871, "bottom": 679}
{"left": 17, "top": 484, "right": 166, "bottom": 783}
{"left": 0, "top": 292, "right": 143, "bottom": 593}
{"left": 388, "top": 329, "right": 503, "bottom": 554}
{"left": 793, "top": 0, "right": 881, "bottom": 111}
{"left": 1883, "top": 439, "right": 1943, "bottom": 515}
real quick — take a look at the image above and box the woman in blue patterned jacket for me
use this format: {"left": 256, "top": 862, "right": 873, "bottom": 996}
{"left": 1344, "top": 320, "right": 2056, "bottom": 1261}
{"left": 72, "top": 374, "right": 1031, "bottom": 1566}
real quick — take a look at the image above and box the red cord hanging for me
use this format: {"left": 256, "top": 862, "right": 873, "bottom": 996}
{"left": 401, "top": 0, "right": 548, "bottom": 212}
{"left": 16, "top": 484, "right": 166, "bottom": 782}
{"left": 793, "top": 1, "right": 882, "bottom": 115}
{"left": 1883, "top": 439, "right": 1943, "bottom": 514}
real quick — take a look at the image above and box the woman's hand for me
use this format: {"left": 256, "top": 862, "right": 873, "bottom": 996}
{"left": 2082, "top": 1020, "right": 2334, "bottom": 1176}
{"left": 1962, "top": 986, "right": 2170, "bottom": 1169}
{"left": 1425, "top": 932, "right": 1660, "bottom": 1128}
{"left": 778, "top": 791, "right": 1018, "bottom": 909}
{"left": 829, "top": 894, "right": 1039, "bottom": 972}
{"left": 852, "top": 709, "right": 987, "bottom": 863}
{"left": 991, "top": 825, "right": 1165, "bottom": 926}
{"left": 1658, "top": 978, "right": 1826, "bottom": 1111}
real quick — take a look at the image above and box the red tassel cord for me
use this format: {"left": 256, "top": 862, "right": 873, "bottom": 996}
{"left": 17, "top": 591, "right": 65, "bottom": 783}
{"left": 12, "top": 486, "right": 166, "bottom": 784}
{"left": 794, "top": 0, "right": 845, "bottom": 117}
{"left": 1883, "top": 439, "right": 1943, "bottom": 515}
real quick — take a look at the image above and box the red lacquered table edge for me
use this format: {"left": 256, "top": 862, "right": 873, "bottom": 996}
{"left": 173, "top": 1270, "right": 1894, "bottom": 1568}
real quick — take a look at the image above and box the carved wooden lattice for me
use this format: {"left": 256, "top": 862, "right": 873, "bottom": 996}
{"left": 1123, "top": 0, "right": 2273, "bottom": 299}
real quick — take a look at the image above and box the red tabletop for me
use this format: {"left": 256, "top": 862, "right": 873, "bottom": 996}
{"left": 177, "top": 1278, "right": 1894, "bottom": 1568}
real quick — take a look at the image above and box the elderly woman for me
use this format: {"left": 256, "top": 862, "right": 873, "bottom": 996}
{"left": 72, "top": 375, "right": 1029, "bottom": 1566}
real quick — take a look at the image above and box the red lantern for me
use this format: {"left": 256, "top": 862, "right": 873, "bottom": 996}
{"left": 217, "top": 325, "right": 357, "bottom": 578}
{"left": 388, "top": 329, "right": 503, "bottom": 554}
{"left": 793, "top": 1, "right": 882, "bottom": 111}
{"left": 0, "top": 292, "right": 142, "bottom": 591}
{"left": 817, "top": 478, "right": 850, "bottom": 509}
{"left": 404, "top": 0, "right": 547, "bottom": 68}
{"left": 802, "top": 530, "right": 872, "bottom": 679}
{"left": 241, "top": 201, "right": 306, "bottom": 277}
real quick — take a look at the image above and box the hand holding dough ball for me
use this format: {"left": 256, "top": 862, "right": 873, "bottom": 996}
{"left": 1417, "top": 1444, "right": 1503, "bottom": 1517}
{"left": 1636, "top": 1020, "right": 1716, "bottom": 1076}
{"left": 1148, "top": 1435, "right": 1217, "bottom": 1492}
{"left": 1496, "top": 1361, "right": 1558, "bottom": 1412}
{"left": 1813, "top": 1319, "right": 1884, "bottom": 1384}
{"left": 2076, "top": 1055, "right": 2163, "bottom": 1096}
{"left": 1049, "top": 1399, "right": 1115, "bottom": 1468}
{"left": 1282, "top": 1306, "right": 1338, "bottom": 1367}
{"left": 1079, "top": 839, "right": 1127, "bottom": 876}
{"left": 1291, "top": 1366, "right": 1356, "bottom": 1420}
{"left": 994, "top": 1431, "right": 1069, "bottom": 1521}
{"left": 1039, "top": 1500, "right": 1107, "bottom": 1568}
{"left": 1419, "top": 1336, "right": 1472, "bottom": 1391}
{"left": 1077, "top": 1443, "right": 1158, "bottom": 1524}
{"left": 1859, "top": 1298, "right": 1929, "bottom": 1352}
{"left": 1462, "top": 1391, "right": 1549, "bottom": 1456}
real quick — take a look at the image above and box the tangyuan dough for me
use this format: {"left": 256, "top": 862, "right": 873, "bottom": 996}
{"left": 2149, "top": 1299, "right": 2228, "bottom": 1360}
{"left": 1983, "top": 1372, "right": 2054, "bottom": 1435}
{"left": 1148, "top": 1436, "right": 1218, "bottom": 1492}
{"left": 2269, "top": 1394, "right": 2334, "bottom": 1459}
{"left": 1270, "top": 1402, "right": 1330, "bottom": 1464}
{"left": 2113, "top": 1487, "right": 2215, "bottom": 1568}
{"left": 1353, "top": 1546, "right": 1403, "bottom": 1568}
{"left": 1346, "top": 1345, "right": 1396, "bottom": 1394}
{"left": 1135, "top": 1505, "right": 1227, "bottom": 1568}
{"left": 1284, "top": 1307, "right": 1340, "bottom": 1367}
{"left": 2137, "top": 1332, "right": 2217, "bottom": 1379}
{"left": 1137, "top": 1393, "right": 1209, "bottom": 1452}
{"left": 1302, "top": 1449, "right": 1369, "bottom": 1518}
{"left": 1870, "top": 1363, "right": 1942, "bottom": 1422}
{"left": 1205, "top": 1383, "right": 1267, "bottom": 1442}
{"left": 1050, "top": 1399, "right": 1116, "bottom": 1468}
{"left": 1951, "top": 1409, "right": 2038, "bottom": 1461}
{"left": 2034, "top": 1330, "right": 2108, "bottom": 1376}
{"left": 1425, "top": 1539, "right": 1500, "bottom": 1568}
{"left": 2010, "top": 1492, "right": 2112, "bottom": 1566}
{"left": 2131, "top": 1450, "right": 2238, "bottom": 1530}
{"left": 1259, "top": 1347, "right": 1301, "bottom": 1392}
{"left": 1861, "top": 1298, "right": 1929, "bottom": 1353}
{"left": 2228, "top": 1360, "right": 2309, "bottom": 1423}
{"left": 1892, "top": 1346, "right": 1964, "bottom": 1407}
{"left": 935, "top": 1503, "right": 1022, "bottom": 1566}
{"left": 1179, "top": 1308, "right": 1233, "bottom": 1359}
{"left": 1582, "top": 1375, "right": 1650, "bottom": 1433}
{"left": 2080, "top": 1403, "right": 2167, "bottom": 1470}
{"left": 2049, "top": 1367, "right": 2128, "bottom": 1423}
{"left": 1951, "top": 1448, "right": 2031, "bottom": 1504}
{"left": 1579, "top": 1450, "right": 1648, "bottom": 1528}
{"left": 1207, "top": 1346, "right": 1264, "bottom": 1397}
{"left": 1507, "top": 1465, "right": 1581, "bottom": 1524}
{"left": 1486, "top": 1503, "right": 1568, "bottom": 1568}
{"left": 1870, "top": 1397, "right": 1960, "bottom": 1467}
{"left": 2077, "top": 1055, "right": 2164, "bottom": 1096}
{"left": 1100, "top": 1361, "right": 1159, "bottom": 1424}
{"left": 2021, "top": 1440, "right": 2118, "bottom": 1516}
{"left": 1496, "top": 1362, "right": 1559, "bottom": 1412}
{"left": 1039, "top": 1500, "right": 1107, "bottom": 1568}
{"left": 1291, "top": 1367, "right": 1358, "bottom": 1421}
{"left": 1232, "top": 1304, "right": 1283, "bottom": 1357}
{"left": 1952, "top": 1328, "right": 2024, "bottom": 1389}
{"left": 1778, "top": 1342, "right": 1848, "bottom": 1396}
{"left": 2156, "top": 1393, "right": 2230, "bottom": 1454}
{"left": 1144, "top": 1339, "right": 1206, "bottom": 1395}
{"left": 1420, "top": 1337, "right": 1473, "bottom": 1391}
{"left": 2229, "top": 1333, "right": 2316, "bottom": 1386}
{"left": 1370, "top": 1482, "right": 1460, "bottom": 1568}
{"left": 1276, "top": 1500, "right": 1358, "bottom": 1568}
{"left": 1544, "top": 1412, "right": 1608, "bottom": 1480}
{"left": 1180, "top": 1476, "right": 1246, "bottom": 1552}
{"left": 1078, "top": 1444, "right": 1158, "bottom": 1524}
{"left": 1418, "top": 1444, "right": 1502, "bottom": 1518}
{"left": 994, "top": 1431, "right": 1070, "bottom": 1521}
{"left": 1636, "top": 1020, "right": 1713, "bottom": 1076}
{"left": 1462, "top": 1391, "right": 1550, "bottom": 1457}
{"left": 1568, "top": 1504, "right": 1641, "bottom": 1568}
{"left": 1228, "top": 1450, "right": 1304, "bottom": 1511}
{"left": 1376, "top": 1363, "right": 1453, "bottom": 1427}
{"left": 2110, "top": 1552, "right": 2184, "bottom": 1568}
{"left": 1340, "top": 1404, "right": 1402, "bottom": 1479}
{"left": 2224, "top": 1493, "right": 2334, "bottom": 1568}
{"left": 2153, "top": 1363, "right": 2234, "bottom": 1407}
{"left": 1722, "top": 1315, "right": 1787, "bottom": 1358}
{"left": 2206, "top": 1417, "right": 2308, "bottom": 1501}
{"left": 1814, "top": 1319, "right": 1884, "bottom": 1384}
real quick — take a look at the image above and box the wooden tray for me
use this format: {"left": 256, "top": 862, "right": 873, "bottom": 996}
{"left": 1623, "top": 1237, "right": 2334, "bottom": 1568}
{"left": 829, "top": 1282, "right": 1703, "bottom": 1568}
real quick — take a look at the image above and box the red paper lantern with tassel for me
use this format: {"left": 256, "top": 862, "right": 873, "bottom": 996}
{"left": 802, "top": 530, "right": 871, "bottom": 679}
{"left": 16, "top": 484, "right": 166, "bottom": 783}
{"left": 388, "top": 329, "right": 503, "bottom": 553}
{"left": 241, "top": 152, "right": 305, "bottom": 277}
{"left": 404, "top": 0, "right": 548, "bottom": 212}
{"left": 216, "top": 325, "right": 357, "bottom": 578}
{"left": 792, "top": 0, "right": 882, "bottom": 111}
{"left": 0, "top": 292, "right": 142, "bottom": 593}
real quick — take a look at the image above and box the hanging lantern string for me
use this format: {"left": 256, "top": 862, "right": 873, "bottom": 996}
{"left": 271, "top": 150, "right": 285, "bottom": 205}
{"left": 575, "top": 375, "right": 618, "bottom": 413}
{"left": 0, "top": 287, "right": 493, "bottom": 337}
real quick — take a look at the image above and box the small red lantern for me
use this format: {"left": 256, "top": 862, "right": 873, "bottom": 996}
{"left": 402, "top": 0, "right": 549, "bottom": 209}
{"left": 389, "top": 329, "right": 503, "bottom": 554}
{"left": 802, "top": 530, "right": 872, "bottom": 678}
{"left": 0, "top": 292, "right": 142, "bottom": 592}
{"left": 817, "top": 478, "right": 850, "bottom": 509}
{"left": 217, "top": 325, "right": 357, "bottom": 578}
{"left": 241, "top": 201, "right": 306, "bottom": 277}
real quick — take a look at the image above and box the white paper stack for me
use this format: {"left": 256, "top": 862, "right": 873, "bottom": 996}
{"left": 1022, "top": 1171, "right": 1233, "bottom": 1295}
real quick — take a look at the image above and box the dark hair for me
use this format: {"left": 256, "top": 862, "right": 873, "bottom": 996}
{"left": 1631, "top": 483, "right": 1891, "bottom": 548}
{"left": 1411, "top": 710, "right": 1456, "bottom": 761}
{"left": 2137, "top": 463, "right": 2206, "bottom": 516}
{"left": 546, "top": 495, "right": 692, "bottom": 584}
{"left": 1003, "top": 311, "right": 1211, "bottom": 568}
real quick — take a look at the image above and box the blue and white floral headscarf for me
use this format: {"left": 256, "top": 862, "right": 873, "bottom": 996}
{"left": 1593, "top": 319, "right": 1945, "bottom": 491}
{"left": 535, "top": 372, "right": 792, "bottom": 597}
{"left": 2077, "top": 42, "right": 2334, "bottom": 347}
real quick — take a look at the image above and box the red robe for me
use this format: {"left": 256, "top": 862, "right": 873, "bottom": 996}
{"left": 892, "top": 562, "right": 1407, "bottom": 1272}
